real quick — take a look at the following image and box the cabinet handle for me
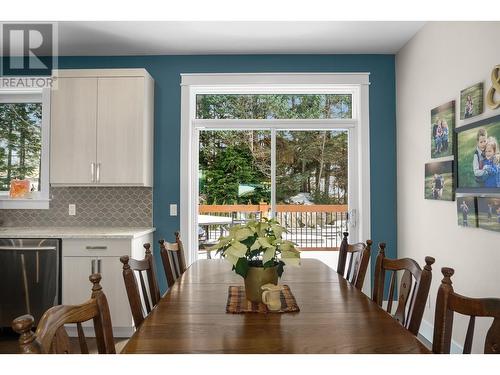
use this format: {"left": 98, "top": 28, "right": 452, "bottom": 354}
{"left": 96, "top": 163, "right": 101, "bottom": 183}
{"left": 97, "top": 259, "right": 102, "bottom": 273}
{"left": 91, "top": 259, "right": 96, "bottom": 274}
{"left": 91, "top": 162, "right": 95, "bottom": 183}
{"left": 86, "top": 246, "right": 107, "bottom": 250}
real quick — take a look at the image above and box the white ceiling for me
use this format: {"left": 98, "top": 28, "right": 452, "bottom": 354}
{"left": 53, "top": 21, "right": 425, "bottom": 56}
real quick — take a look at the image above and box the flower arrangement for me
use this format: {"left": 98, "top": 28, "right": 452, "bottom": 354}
{"left": 210, "top": 217, "right": 300, "bottom": 278}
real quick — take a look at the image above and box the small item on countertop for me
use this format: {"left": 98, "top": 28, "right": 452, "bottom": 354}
{"left": 9, "top": 179, "right": 31, "bottom": 198}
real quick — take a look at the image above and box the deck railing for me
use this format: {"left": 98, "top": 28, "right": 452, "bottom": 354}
{"left": 199, "top": 204, "right": 348, "bottom": 250}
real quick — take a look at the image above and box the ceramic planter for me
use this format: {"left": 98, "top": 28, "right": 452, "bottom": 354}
{"left": 244, "top": 265, "right": 278, "bottom": 303}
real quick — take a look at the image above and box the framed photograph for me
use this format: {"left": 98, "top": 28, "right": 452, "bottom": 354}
{"left": 460, "top": 82, "right": 484, "bottom": 120}
{"left": 431, "top": 101, "right": 455, "bottom": 158}
{"left": 456, "top": 196, "right": 478, "bottom": 227}
{"left": 455, "top": 114, "right": 500, "bottom": 193}
{"left": 477, "top": 197, "right": 500, "bottom": 232}
{"left": 425, "top": 160, "right": 455, "bottom": 201}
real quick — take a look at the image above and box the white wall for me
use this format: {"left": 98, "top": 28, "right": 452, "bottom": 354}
{"left": 396, "top": 21, "right": 500, "bottom": 353}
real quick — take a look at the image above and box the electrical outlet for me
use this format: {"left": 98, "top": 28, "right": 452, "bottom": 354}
{"left": 68, "top": 204, "right": 76, "bottom": 216}
{"left": 169, "top": 204, "right": 177, "bottom": 216}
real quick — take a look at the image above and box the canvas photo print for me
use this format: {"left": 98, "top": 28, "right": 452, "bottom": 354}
{"left": 460, "top": 82, "right": 484, "bottom": 120}
{"left": 477, "top": 197, "right": 500, "bottom": 232}
{"left": 431, "top": 101, "right": 455, "bottom": 158}
{"left": 456, "top": 115, "right": 500, "bottom": 191}
{"left": 425, "top": 160, "right": 454, "bottom": 200}
{"left": 456, "top": 196, "right": 477, "bottom": 227}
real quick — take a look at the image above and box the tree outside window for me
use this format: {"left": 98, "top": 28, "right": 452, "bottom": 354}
{"left": 0, "top": 103, "right": 42, "bottom": 192}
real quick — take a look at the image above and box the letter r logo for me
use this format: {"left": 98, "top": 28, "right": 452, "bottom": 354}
{"left": 1, "top": 23, "right": 55, "bottom": 76}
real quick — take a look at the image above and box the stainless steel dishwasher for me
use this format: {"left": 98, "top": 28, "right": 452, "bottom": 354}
{"left": 0, "top": 238, "right": 61, "bottom": 327}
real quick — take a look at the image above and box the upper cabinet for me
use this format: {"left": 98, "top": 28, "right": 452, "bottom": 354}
{"left": 50, "top": 69, "right": 154, "bottom": 187}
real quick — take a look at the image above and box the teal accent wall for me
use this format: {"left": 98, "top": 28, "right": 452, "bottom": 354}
{"left": 57, "top": 55, "right": 397, "bottom": 293}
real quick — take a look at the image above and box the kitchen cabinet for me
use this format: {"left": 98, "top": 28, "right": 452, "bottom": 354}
{"left": 50, "top": 69, "right": 154, "bottom": 186}
{"left": 62, "top": 232, "right": 153, "bottom": 337}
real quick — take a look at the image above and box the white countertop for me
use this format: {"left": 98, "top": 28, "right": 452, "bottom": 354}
{"left": 0, "top": 227, "right": 155, "bottom": 239}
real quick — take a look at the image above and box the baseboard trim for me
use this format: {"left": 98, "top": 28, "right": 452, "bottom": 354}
{"left": 419, "top": 318, "right": 463, "bottom": 354}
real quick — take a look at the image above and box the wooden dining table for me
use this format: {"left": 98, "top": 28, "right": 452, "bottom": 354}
{"left": 121, "top": 258, "right": 431, "bottom": 354}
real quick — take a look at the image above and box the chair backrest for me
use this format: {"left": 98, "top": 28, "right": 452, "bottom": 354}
{"left": 120, "top": 243, "right": 161, "bottom": 329}
{"left": 159, "top": 231, "right": 186, "bottom": 287}
{"left": 11, "top": 274, "right": 115, "bottom": 354}
{"left": 337, "top": 232, "right": 372, "bottom": 290}
{"left": 432, "top": 267, "right": 500, "bottom": 354}
{"left": 372, "top": 243, "right": 435, "bottom": 336}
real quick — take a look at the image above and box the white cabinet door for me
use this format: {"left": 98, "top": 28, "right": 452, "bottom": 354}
{"left": 98, "top": 257, "right": 132, "bottom": 328}
{"left": 51, "top": 77, "right": 98, "bottom": 184}
{"left": 62, "top": 256, "right": 132, "bottom": 329}
{"left": 96, "top": 77, "right": 145, "bottom": 185}
{"left": 62, "top": 256, "right": 97, "bottom": 326}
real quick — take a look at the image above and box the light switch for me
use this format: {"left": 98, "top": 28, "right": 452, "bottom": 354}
{"left": 169, "top": 204, "right": 177, "bottom": 216}
{"left": 68, "top": 204, "right": 76, "bottom": 216}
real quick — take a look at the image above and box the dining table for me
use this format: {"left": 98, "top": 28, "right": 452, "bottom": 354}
{"left": 121, "top": 258, "right": 431, "bottom": 354}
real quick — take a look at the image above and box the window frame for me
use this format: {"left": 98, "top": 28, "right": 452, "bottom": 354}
{"left": 180, "top": 73, "right": 371, "bottom": 276}
{"left": 0, "top": 89, "right": 51, "bottom": 209}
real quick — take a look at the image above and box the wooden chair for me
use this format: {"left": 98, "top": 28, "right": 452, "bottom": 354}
{"left": 432, "top": 267, "right": 500, "bottom": 354}
{"left": 120, "top": 243, "right": 161, "bottom": 329}
{"left": 11, "top": 274, "right": 115, "bottom": 354}
{"left": 372, "top": 243, "right": 435, "bottom": 336}
{"left": 336, "top": 232, "right": 372, "bottom": 290}
{"left": 159, "top": 231, "right": 187, "bottom": 287}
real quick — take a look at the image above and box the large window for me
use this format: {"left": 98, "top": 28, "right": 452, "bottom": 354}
{"left": 0, "top": 91, "right": 50, "bottom": 208}
{"left": 181, "top": 73, "right": 371, "bottom": 268}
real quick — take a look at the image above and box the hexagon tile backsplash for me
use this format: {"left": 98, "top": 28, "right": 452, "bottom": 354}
{"left": 0, "top": 187, "right": 152, "bottom": 227}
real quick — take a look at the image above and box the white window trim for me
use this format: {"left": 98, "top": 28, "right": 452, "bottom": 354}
{"left": 180, "top": 73, "right": 371, "bottom": 290}
{"left": 0, "top": 89, "right": 51, "bottom": 209}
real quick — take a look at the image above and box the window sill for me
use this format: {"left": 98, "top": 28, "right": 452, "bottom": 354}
{"left": 0, "top": 198, "right": 50, "bottom": 210}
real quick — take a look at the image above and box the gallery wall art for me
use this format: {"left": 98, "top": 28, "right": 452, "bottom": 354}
{"left": 460, "top": 82, "right": 484, "bottom": 120}
{"left": 456, "top": 196, "right": 478, "bottom": 227}
{"left": 424, "top": 160, "right": 454, "bottom": 201}
{"left": 455, "top": 114, "right": 500, "bottom": 193}
{"left": 431, "top": 101, "right": 455, "bottom": 158}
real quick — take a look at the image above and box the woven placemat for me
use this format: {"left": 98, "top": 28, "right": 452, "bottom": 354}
{"left": 226, "top": 285, "right": 300, "bottom": 314}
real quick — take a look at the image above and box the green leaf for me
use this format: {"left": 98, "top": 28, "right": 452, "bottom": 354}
{"left": 257, "top": 237, "right": 273, "bottom": 249}
{"left": 263, "top": 259, "right": 276, "bottom": 268}
{"left": 270, "top": 223, "right": 284, "bottom": 238}
{"left": 279, "top": 240, "right": 298, "bottom": 252}
{"left": 262, "top": 246, "right": 276, "bottom": 265}
{"left": 256, "top": 222, "right": 270, "bottom": 236}
{"left": 281, "top": 257, "right": 301, "bottom": 267}
{"left": 208, "top": 236, "right": 231, "bottom": 250}
{"left": 235, "top": 257, "right": 249, "bottom": 278}
{"left": 276, "top": 261, "right": 285, "bottom": 277}
{"left": 226, "top": 241, "right": 248, "bottom": 258}
{"left": 234, "top": 227, "right": 254, "bottom": 241}
{"left": 224, "top": 252, "right": 240, "bottom": 267}
{"left": 250, "top": 239, "right": 261, "bottom": 251}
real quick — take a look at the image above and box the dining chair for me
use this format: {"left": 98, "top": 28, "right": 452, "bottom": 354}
{"left": 372, "top": 243, "right": 435, "bottom": 336}
{"left": 120, "top": 243, "right": 161, "bottom": 329}
{"left": 337, "top": 232, "right": 372, "bottom": 290}
{"left": 159, "top": 231, "right": 187, "bottom": 287}
{"left": 432, "top": 267, "right": 500, "bottom": 354}
{"left": 11, "top": 273, "right": 115, "bottom": 354}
